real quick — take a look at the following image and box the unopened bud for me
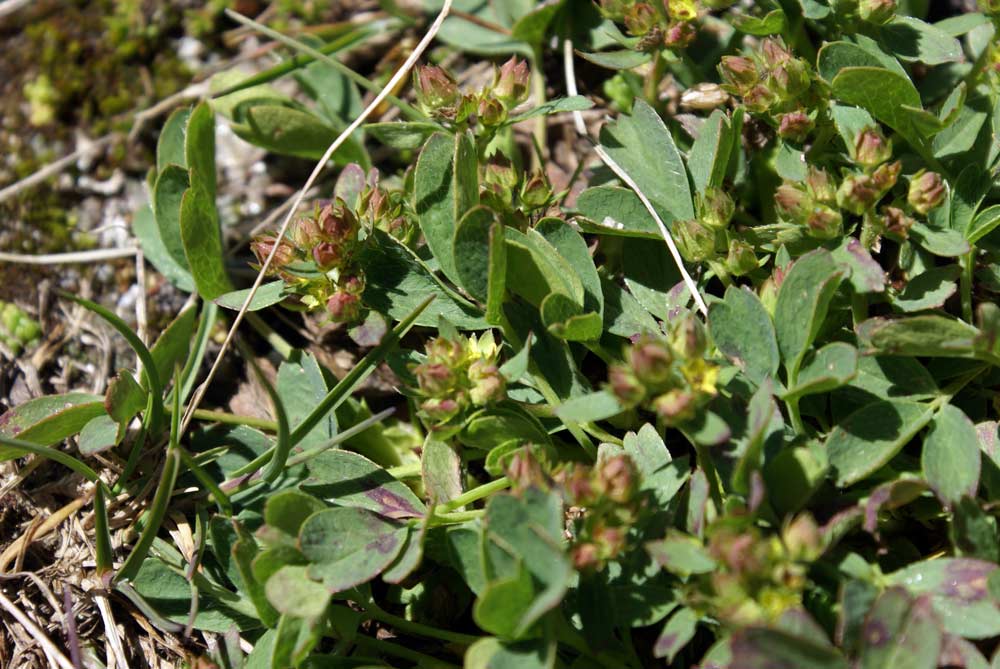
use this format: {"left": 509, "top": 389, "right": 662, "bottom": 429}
{"left": 777, "top": 111, "right": 813, "bottom": 142}
{"left": 806, "top": 205, "right": 843, "bottom": 239}
{"left": 468, "top": 359, "right": 506, "bottom": 405}
{"left": 759, "top": 276, "right": 779, "bottom": 315}
{"left": 675, "top": 218, "right": 716, "bottom": 262}
{"left": 413, "top": 65, "right": 459, "bottom": 113}
{"left": 506, "top": 448, "right": 546, "bottom": 492}
{"left": 837, "top": 174, "right": 879, "bottom": 215}
{"left": 628, "top": 336, "right": 673, "bottom": 384}
{"left": 671, "top": 315, "right": 707, "bottom": 359}
{"left": 520, "top": 172, "right": 552, "bottom": 210}
{"left": 477, "top": 96, "right": 507, "bottom": 126}
{"left": 596, "top": 454, "right": 638, "bottom": 504}
{"left": 698, "top": 188, "right": 735, "bottom": 230}
{"left": 680, "top": 82, "right": 730, "bottom": 111}
{"left": 493, "top": 57, "right": 530, "bottom": 108}
{"left": 742, "top": 83, "right": 777, "bottom": 113}
{"left": 251, "top": 236, "right": 295, "bottom": 272}
{"left": 761, "top": 38, "right": 792, "bottom": 65}
{"left": 769, "top": 60, "right": 810, "bottom": 100}
{"left": 907, "top": 170, "right": 946, "bottom": 214}
{"left": 663, "top": 21, "right": 697, "bottom": 48}
{"left": 859, "top": 0, "right": 896, "bottom": 23}
{"left": 414, "top": 362, "right": 455, "bottom": 396}
{"left": 561, "top": 465, "right": 596, "bottom": 506}
{"left": 421, "top": 397, "right": 462, "bottom": 423}
{"left": 609, "top": 364, "right": 646, "bottom": 407}
{"left": 312, "top": 241, "right": 343, "bottom": 270}
{"left": 572, "top": 542, "right": 601, "bottom": 571}
{"left": 625, "top": 2, "right": 658, "bottom": 36}
{"left": 326, "top": 291, "right": 361, "bottom": 322}
{"left": 597, "top": 0, "right": 629, "bottom": 19}
{"left": 775, "top": 183, "right": 811, "bottom": 222}
{"left": 726, "top": 239, "right": 758, "bottom": 276}
{"left": 718, "top": 56, "right": 758, "bottom": 92}
{"left": 853, "top": 127, "right": 892, "bottom": 168}
{"left": 871, "top": 160, "right": 901, "bottom": 194}
{"left": 979, "top": 0, "right": 1000, "bottom": 12}
{"left": 654, "top": 389, "right": 696, "bottom": 424}
{"left": 319, "top": 200, "right": 359, "bottom": 241}
{"left": 290, "top": 216, "right": 321, "bottom": 249}
{"left": 883, "top": 205, "right": 915, "bottom": 237}
{"left": 806, "top": 167, "right": 836, "bottom": 204}
{"left": 783, "top": 514, "right": 821, "bottom": 561}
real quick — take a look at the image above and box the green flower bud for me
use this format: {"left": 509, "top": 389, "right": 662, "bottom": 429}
{"left": 493, "top": 57, "right": 531, "bottom": 108}
{"left": 625, "top": 2, "right": 658, "bottom": 36}
{"left": 883, "top": 205, "right": 915, "bottom": 238}
{"left": 718, "top": 56, "right": 759, "bottom": 93}
{"left": 836, "top": 173, "right": 879, "bottom": 215}
{"left": 774, "top": 183, "right": 812, "bottom": 222}
{"left": 674, "top": 218, "right": 716, "bottom": 262}
{"left": 769, "top": 59, "right": 810, "bottom": 100}
{"left": 596, "top": 454, "right": 639, "bottom": 504}
{"left": 859, "top": 0, "right": 896, "bottom": 23}
{"left": 290, "top": 216, "right": 322, "bottom": 250}
{"left": 805, "top": 205, "right": 843, "bottom": 240}
{"left": 726, "top": 239, "right": 759, "bottom": 276}
{"left": 871, "top": 160, "right": 901, "bottom": 194}
{"left": 979, "top": 0, "right": 1000, "bottom": 12}
{"left": 777, "top": 111, "right": 813, "bottom": 142}
{"left": 697, "top": 188, "right": 735, "bottom": 230}
{"left": 805, "top": 167, "right": 837, "bottom": 204}
{"left": 719, "top": 55, "right": 759, "bottom": 92}
{"left": 853, "top": 126, "right": 892, "bottom": 168}
{"left": 468, "top": 359, "right": 506, "bottom": 405}
{"left": 758, "top": 275, "right": 779, "bottom": 315}
{"left": 413, "top": 65, "right": 459, "bottom": 114}
{"left": 671, "top": 314, "right": 707, "bottom": 359}
{"left": 782, "top": 514, "right": 821, "bottom": 561}
{"left": 597, "top": 0, "right": 629, "bottom": 19}
{"left": 907, "top": 170, "right": 946, "bottom": 214}
{"left": 477, "top": 96, "right": 507, "bottom": 126}
{"left": 326, "top": 290, "right": 361, "bottom": 322}
{"left": 742, "top": 83, "right": 777, "bottom": 113}
{"left": 520, "top": 172, "right": 553, "bottom": 210}
{"left": 628, "top": 335, "right": 674, "bottom": 385}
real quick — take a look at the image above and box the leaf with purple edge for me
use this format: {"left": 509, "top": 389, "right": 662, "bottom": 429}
{"left": 303, "top": 449, "right": 426, "bottom": 520}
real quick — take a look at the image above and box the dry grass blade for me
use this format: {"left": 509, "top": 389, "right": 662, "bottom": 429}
{"left": 561, "top": 40, "right": 708, "bottom": 316}
{"left": 0, "top": 248, "right": 138, "bottom": 264}
{"left": 180, "top": 0, "right": 456, "bottom": 434}
{"left": 0, "top": 588, "right": 76, "bottom": 669}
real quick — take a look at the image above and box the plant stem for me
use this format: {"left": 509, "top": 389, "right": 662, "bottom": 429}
{"left": 961, "top": 250, "right": 975, "bottom": 323}
{"left": 387, "top": 461, "right": 422, "bottom": 479}
{"left": 437, "top": 476, "right": 510, "bottom": 513}
{"left": 361, "top": 600, "right": 479, "bottom": 646}
{"left": 245, "top": 312, "right": 294, "bottom": 360}
{"left": 429, "top": 509, "right": 484, "bottom": 525}
{"left": 166, "top": 406, "right": 278, "bottom": 432}
{"left": 352, "top": 635, "right": 461, "bottom": 669}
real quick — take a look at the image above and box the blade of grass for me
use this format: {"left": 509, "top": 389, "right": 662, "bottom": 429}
{"left": 223, "top": 9, "right": 428, "bottom": 123}
{"left": 179, "top": 0, "right": 454, "bottom": 438}
{"left": 115, "top": 370, "right": 183, "bottom": 584}
{"left": 178, "top": 301, "right": 218, "bottom": 406}
{"left": 211, "top": 22, "right": 384, "bottom": 98}
{"left": 0, "top": 436, "right": 102, "bottom": 483}
{"left": 235, "top": 339, "right": 291, "bottom": 483}
{"left": 57, "top": 291, "right": 165, "bottom": 434}
{"left": 178, "top": 447, "right": 233, "bottom": 515}
{"left": 93, "top": 484, "right": 114, "bottom": 577}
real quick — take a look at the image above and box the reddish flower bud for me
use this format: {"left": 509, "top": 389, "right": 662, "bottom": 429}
{"left": 871, "top": 160, "right": 901, "bottom": 193}
{"left": 506, "top": 448, "right": 547, "bottom": 492}
{"left": 251, "top": 236, "right": 295, "bottom": 273}
{"left": 290, "top": 216, "right": 321, "bottom": 249}
{"left": 653, "top": 389, "right": 696, "bottom": 424}
{"left": 596, "top": 454, "right": 638, "bottom": 504}
{"left": 907, "top": 170, "right": 946, "bottom": 214}
{"left": 836, "top": 174, "right": 880, "bottom": 215}
{"left": 414, "top": 362, "right": 455, "bottom": 396}
{"left": 853, "top": 127, "right": 892, "bottom": 168}
{"left": 775, "top": 184, "right": 812, "bottom": 222}
{"left": 468, "top": 359, "right": 506, "bottom": 405}
{"left": 883, "top": 205, "right": 915, "bottom": 237}
{"left": 572, "top": 542, "right": 601, "bottom": 572}
{"left": 312, "top": 241, "right": 343, "bottom": 270}
{"left": 326, "top": 290, "right": 361, "bottom": 322}
{"left": 561, "top": 464, "right": 596, "bottom": 506}
{"left": 760, "top": 38, "right": 792, "bottom": 65}
{"left": 805, "top": 167, "right": 836, "bottom": 204}
{"left": 718, "top": 56, "right": 758, "bottom": 92}
{"left": 742, "top": 83, "right": 777, "bottom": 113}
{"left": 805, "top": 205, "right": 843, "bottom": 240}
{"left": 726, "top": 239, "right": 758, "bottom": 276}
{"left": 783, "top": 514, "right": 821, "bottom": 561}
{"left": 777, "top": 111, "right": 813, "bottom": 142}
{"left": 319, "top": 200, "right": 359, "bottom": 242}
{"left": 493, "top": 57, "right": 530, "bottom": 108}
{"left": 663, "top": 21, "right": 697, "bottom": 48}
{"left": 625, "top": 2, "right": 658, "bottom": 36}
{"left": 628, "top": 336, "right": 674, "bottom": 385}
{"left": 609, "top": 363, "right": 646, "bottom": 407}
{"left": 477, "top": 96, "right": 507, "bottom": 126}
{"left": 413, "top": 65, "right": 459, "bottom": 113}
{"left": 421, "top": 397, "right": 462, "bottom": 423}
{"left": 768, "top": 59, "right": 810, "bottom": 99}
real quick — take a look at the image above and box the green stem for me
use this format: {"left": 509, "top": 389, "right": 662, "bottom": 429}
{"left": 245, "top": 312, "right": 294, "bottom": 360}
{"left": 786, "top": 396, "right": 806, "bottom": 435}
{"left": 961, "top": 250, "right": 975, "bottom": 323}
{"left": 361, "top": 600, "right": 479, "bottom": 646}
{"left": 177, "top": 447, "right": 232, "bottom": 515}
{"left": 167, "top": 406, "right": 278, "bottom": 432}
{"left": 429, "top": 509, "right": 484, "bottom": 525}
{"left": 437, "top": 477, "right": 510, "bottom": 513}
{"left": 352, "top": 635, "right": 461, "bottom": 669}
{"left": 530, "top": 46, "right": 547, "bottom": 173}
{"left": 387, "top": 461, "right": 422, "bottom": 479}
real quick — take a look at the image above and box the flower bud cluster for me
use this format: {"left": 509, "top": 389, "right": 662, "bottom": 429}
{"left": 598, "top": 0, "right": 701, "bottom": 51}
{"left": 0, "top": 301, "right": 41, "bottom": 356}
{"left": 676, "top": 514, "right": 821, "bottom": 627}
{"left": 360, "top": 182, "right": 416, "bottom": 243}
{"left": 557, "top": 453, "right": 643, "bottom": 572}
{"left": 411, "top": 331, "right": 506, "bottom": 428}
{"left": 608, "top": 316, "right": 719, "bottom": 426}
{"left": 774, "top": 166, "right": 844, "bottom": 239}
{"left": 482, "top": 158, "right": 554, "bottom": 221}
{"left": 413, "top": 57, "right": 530, "bottom": 128}
{"left": 718, "top": 39, "right": 814, "bottom": 131}
{"left": 250, "top": 198, "right": 366, "bottom": 323}
{"left": 674, "top": 187, "right": 752, "bottom": 271}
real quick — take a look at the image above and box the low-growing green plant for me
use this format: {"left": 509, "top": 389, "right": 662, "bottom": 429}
{"left": 6, "top": 0, "right": 1000, "bottom": 667}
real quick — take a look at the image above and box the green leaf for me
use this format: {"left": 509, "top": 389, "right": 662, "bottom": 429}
{"left": 818, "top": 41, "right": 908, "bottom": 82}
{"left": 461, "top": 407, "right": 551, "bottom": 451}
{"left": 485, "top": 220, "right": 507, "bottom": 325}
{"left": 967, "top": 205, "right": 1000, "bottom": 244}
{"left": 364, "top": 121, "right": 439, "bottom": 150}
{"left": 893, "top": 265, "right": 960, "bottom": 312}
{"left": 647, "top": 533, "right": 717, "bottom": 577}
{"left": 132, "top": 204, "right": 195, "bottom": 292}
{"left": 213, "top": 281, "right": 287, "bottom": 311}
{"left": 687, "top": 109, "right": 739, "bottom": 193}
{"left": 150, "top": 304, "right": 198, "bottom": 386}
{"left": 422, "top": 438, "right": 462, "bottom": 505}
{"left": 709, "top": 285, "right": 780, "bottom": 386}
{"left": 185, "top": 102, "right": 217, "bottom": 198}
{"left": 599, "top": 99, "right": 694, "bottom": 224}
{"left": 886, "top": 558, "right": 1000, "bottom": 639}
{"left": 453, "top": 206, "right": 497, "bottom": 302}
{"left": 535, "top": 217, "right": 603, "bottom": 316}
{"left": 774, "top": 249, "right": 844, "bottom": 375}
{"left": 234, "top": 105, "right": 359, "bottom": 163}
{"left": 508, "top": 96, "right": 593, "bottom": 123}
{"left": 622, "top": 237, "right": 682, "bottom": 321}
{"left": 0, "top": 392, "right": 104, "bottom": 447}
{"left": 156, "top": 107, "right": 190, "bottom": 174}
{"left": 856, "top": 315, "right": 980, "bottom": 358}
{"left": 731, "top": 626, "right": 847, "bottom": 669}
{"left": 910, "top": 221, "right": 971, "bottom": 257}
{"left": 360, "top": 229, "right": 488, "bottom": 329}
{"left": 923, "top": 404, "right": 980, "bottom": 506}
{"left": 504, "top": 227, "right": 584, "bottom": 308}
{"left": 831, "top": 67, "right": 940, "bottom": 153}
{"left": 415, "top": 131, "right": 477, "bottom": 287}
{"left": 832, "top": 238, "right": 887, "bottom": 294}
{"left": 277, "top": 352, "right": 337, "bottom": 451}
{"left": 294, "top": 57, "right": 363, "bottom": 130}
{"left": 473, "top": 562, "right": 537, "bottom": 639}
{"left": 265, "top": 490, "right": 328, "bottom": 538}
{"left": 465, "top": 638, "right": 551, "bottom": 669}
{"left": 78, "top": 415, "right": 119, "bottom": 455}
{"left": 783, "top": 342, "right": 858, "bottom": 401}
{"left": 578, "top": 49, "right": 652, "bottom": 70}
{"left": 510, "top": 2, "right": 559, "bottom": 44}
{"left": 304, "top": 449, "right": 426, "bottom": 519}
{"left": 624, "top": 424, "right": 690, "bottom": 506}
{"left": 934, "top": 12, "right": 991, "bottom": 36}
{"left": 152, "top": 164, "right": 192, "bottom": 270}
{"left": 733, "top": 8, "right": 787, "bottom": 35}
{"left": 575, "top": 185, "right": 659, "bottom": 238}
{"left": 179, "top": 178, "right": 233, "bottom": 300}
{"left": 556, "top": 390, "right": 624, "bottom": 423}
{"left": 654, "top": 606, "right": 699, "bottom": 661}
{"left": 879, "top": 16, "right": 962, "bottom": 65}
{"left": 859, "top": 588, "right": 943, "bottom": 669}
{"left": 483, "top": 488, "right": 568, "bottom": 588}
{"left": 265, "top": 565, "right": 331, "bottom": 619}
{"left": 301, "top": 507, "right": 407, "bottom": 593}
{"left": 436, "top": 16, "right": 532, "bottom": 57}
{"left": 827, "top": 400, "right": 933, "bottom": 486}
{"left": 952, "top": 165, "right": 991, "bottom": 234}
